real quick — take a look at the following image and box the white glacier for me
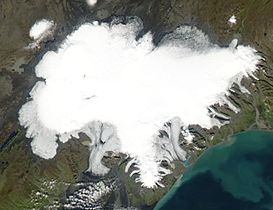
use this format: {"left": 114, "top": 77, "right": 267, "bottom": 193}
{"left": 19, "top": 17, "right": 260, "bottom": 188}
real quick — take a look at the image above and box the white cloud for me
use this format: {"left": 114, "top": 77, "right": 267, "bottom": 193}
{"left": 19, "top": 18, "right": 260, "bottom": 188}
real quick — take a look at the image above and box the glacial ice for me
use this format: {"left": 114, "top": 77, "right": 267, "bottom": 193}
{"left": 19, "top": 17, "right": 260, "bottom": 188}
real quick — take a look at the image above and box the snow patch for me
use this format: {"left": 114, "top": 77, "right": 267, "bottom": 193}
{"left": 86, "top": 0, "right": 97, "bottom": 6}
{"left": 228, "top": 15, "right": 237, "bottom": 24}
{"left": 29, "top": 19, "right": 54, "bottom": 40}
{"left": 27, "top": 19, "right": 55, "bottom": 49}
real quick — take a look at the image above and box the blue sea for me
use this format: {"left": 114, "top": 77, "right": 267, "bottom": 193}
{"left": 155, "top": 130, "right": 273, "bottom": 210}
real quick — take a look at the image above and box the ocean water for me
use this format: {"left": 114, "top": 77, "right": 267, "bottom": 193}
{"left": 155, "top": 130, "right": 273, "bottom": 210}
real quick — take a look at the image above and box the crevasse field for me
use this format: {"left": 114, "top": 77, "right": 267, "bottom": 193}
{"left": 19, "top": 18, "right": 260, "bottom": 187}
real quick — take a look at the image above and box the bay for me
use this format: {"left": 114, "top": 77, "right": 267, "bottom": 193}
{"left": 155, "top": 130, "right": 273, "bottom": 210}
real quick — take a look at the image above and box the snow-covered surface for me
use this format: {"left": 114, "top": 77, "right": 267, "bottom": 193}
{"left": 125, "top": 117, "right": 187, "bottom": 187}
{"left": 81, "top": 122, "right": 121, "bottom": 175}
{"left": 228, "top": 15, "right": 237, "bottom": 24}
{"left": 27, "top": 19, "right": 55, "bottom": 49}
{"left": 29, "top": 19, "right": 54, "bottom": 40}
{"left": 86, "top": 0, "right": 97, "bottom": 6}
{"left": 19, "top": 18, "right": 260, "bottom": 188}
